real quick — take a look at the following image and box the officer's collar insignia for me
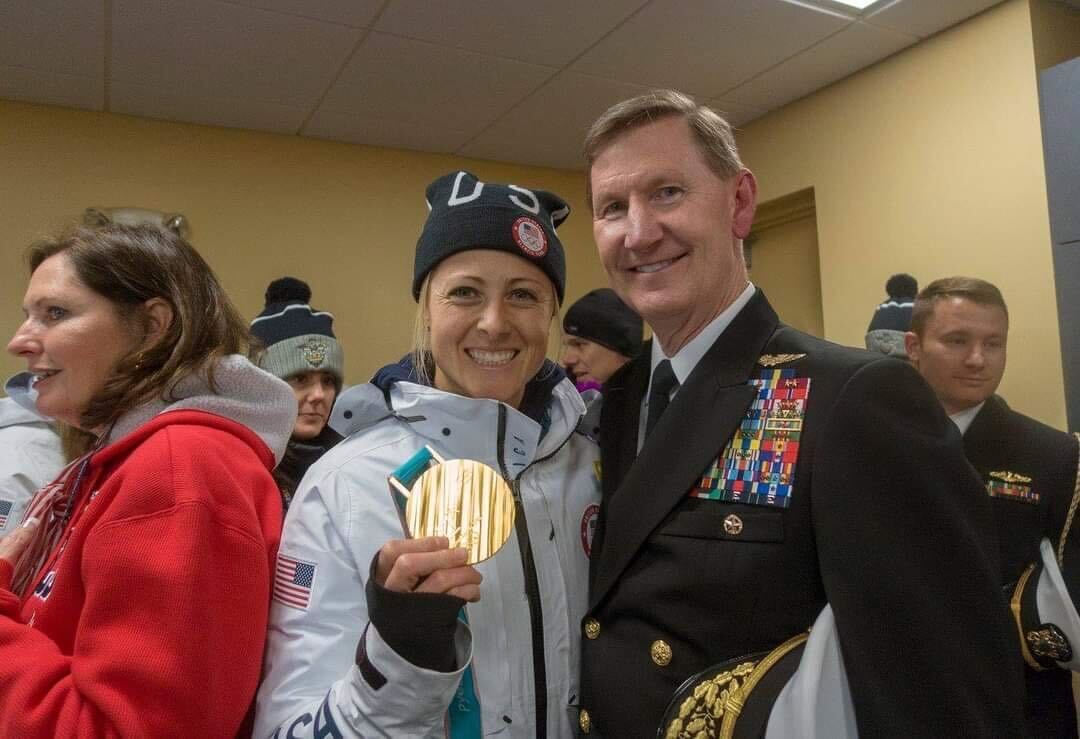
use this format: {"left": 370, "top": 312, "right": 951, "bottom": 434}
{"left": 990, "top": 470, "right": 1032, "bottom": 484}
{"left": 757, "top": 353, "right": 806, "bottom": 367}
{"left": 301, "top": 339, "right": 328, "bottom": 368}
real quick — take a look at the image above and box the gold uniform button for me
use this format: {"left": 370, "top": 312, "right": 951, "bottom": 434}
{"left": 579, "top": 708, "right": 591, "bottom": 734}
{"left": 723, "top": 513, "right": 744, "bottom": 536}
{"left": 651, "top": 639, "right": 672, "bottom": 666}
{"left": 584, "top": 617, "right": 601, "bottom": 640}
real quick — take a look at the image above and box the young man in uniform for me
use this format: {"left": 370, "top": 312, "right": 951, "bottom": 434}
{"left": 908, "top": 276, "right": 1080, "bottom": 737}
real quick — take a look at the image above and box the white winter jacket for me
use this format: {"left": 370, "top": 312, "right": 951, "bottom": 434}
{"left": 0, "top": 375, "right": 64, "bottom": 538}
{"left": 255, "top": 376, "right": 601, "bottom": 739}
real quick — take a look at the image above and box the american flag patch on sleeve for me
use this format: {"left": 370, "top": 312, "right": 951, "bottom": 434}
{"left": 0, "top": 499, "right": 13, "bottom": 529}
{"left": 274, "top": 554, "right": 317, "bottom": 610}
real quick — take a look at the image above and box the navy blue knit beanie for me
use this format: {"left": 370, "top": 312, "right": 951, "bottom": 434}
{"left": 413, "top": 171, "right": 570, "bottom": 303}
{"left": 563, "top": 288, "right": 643, "bottom": 358}
{"left": 865, "top": 273, "right": 917, "bottom": 357}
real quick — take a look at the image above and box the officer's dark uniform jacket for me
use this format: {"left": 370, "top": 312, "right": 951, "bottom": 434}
{"left": 578, "top": 289, "right": 1027, "bottom": 738}
{"left": 963, "top": 395, "right": 1080, "bottom": 738}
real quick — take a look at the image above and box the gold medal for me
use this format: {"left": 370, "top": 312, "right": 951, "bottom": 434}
{"left": 405, "top": 459, "right": 515, "bottom": 564}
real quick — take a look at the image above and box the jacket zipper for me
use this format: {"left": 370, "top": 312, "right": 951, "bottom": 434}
{"left": 497, "top": 404, "right": 547, "bottom": 739}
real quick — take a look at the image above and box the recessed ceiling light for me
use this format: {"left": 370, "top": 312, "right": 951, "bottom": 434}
{"left": 788, "top": 0, "right": 887, "bottom": 16}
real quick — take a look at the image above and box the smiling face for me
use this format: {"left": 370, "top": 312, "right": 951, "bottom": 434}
{"left": 7, "top": 253, "right": 141, "bottom": 431}
{"left": 426, "top": 249, "right": 556, "bottom": 409}
{"left": 288, "top": 370, "right": 338, "bottom": 441}
{"left": 905, "top": 296, "right": 1008, "bottom": 415}
{"left": 589, "top": 115, "right": 757, "bottom": 354}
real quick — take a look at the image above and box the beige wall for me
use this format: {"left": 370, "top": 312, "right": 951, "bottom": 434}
{"left": 0, "top": 102, "right": 605, "bottom": 386}
{"left": 1031, "top": 0, "right": 1080, "bottom": 70}
{"left": 738, "top": 0, "right": 1066, "bottom": 429}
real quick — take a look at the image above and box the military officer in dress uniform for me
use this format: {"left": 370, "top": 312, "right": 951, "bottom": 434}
{"left": 576, "top": 89, "right": 1027, "bottom": 738}
{"left": 907, "top": 276, "right": 1080, "bottom": 738}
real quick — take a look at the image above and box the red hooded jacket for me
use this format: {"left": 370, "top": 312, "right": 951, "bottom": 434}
{"left": 0, "top": 407, "right": 285, "bottom": 737}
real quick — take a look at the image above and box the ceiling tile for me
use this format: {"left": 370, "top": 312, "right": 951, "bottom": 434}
{"left": 305, "top": 108, "right": 475, "bottom": 153}
{"left": 459, "top": 73, "right": 654, "bottom": 170}
{"left": 315, "top": 32, "right": 555, "bottom": 132}
{"left": 703, "top": 97, "right": 767, "bottom": 129}
{"left": 0, "top": 66, "right": 104, "bottom": 111}
{"left": 222, "top": 0, "right": 384, "bottom": 27}
{"left": 570, "top": 0, "right": 849, "bottom": 97}
{"left": 111, "top": 0, "right": 363, "bottom": 107}
{"left": 0, "top": 0, "right": 104, "bottom": 76}
{"left": 110, "top": 81, "right": 308, "bottom": 133}
{"left": 722, "top": 21, "right": 916, "bottom": 110}
{"left": 374, "top": 0, "right": 645, "bottom": 66}
{"left": 865, "top": 0, "right": 1004, "bottom": 38}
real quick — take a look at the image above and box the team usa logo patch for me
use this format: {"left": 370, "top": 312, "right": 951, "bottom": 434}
{"left": 274, "top": 553, "right": 317, "bottom": 610}
{"left": 581, "top": 503, "right": 600, "bottom": 557}
{"left": 691, "top": 369, "right": 810, "bottom": 508}
{"left": 987, "top": 470, "right": 1038, "bottom": 504}
{"left": 512, "top": 216, "right": 548, "bottom": 257}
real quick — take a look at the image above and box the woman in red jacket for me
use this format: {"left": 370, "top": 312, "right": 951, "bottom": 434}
{"left": 0, "top": 224, "right": 296, "bottom": 738}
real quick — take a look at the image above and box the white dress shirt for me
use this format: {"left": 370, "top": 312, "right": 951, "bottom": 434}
{"left": 949, "top": 402, "right": 985, "bottom": 436}
{"left": 638, "top": 282, "right": 757, "bottom": 449}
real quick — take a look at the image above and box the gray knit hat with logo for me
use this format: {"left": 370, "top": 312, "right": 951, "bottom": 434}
{"left": 251, "top": 277, "right": 344, "bottom": 389}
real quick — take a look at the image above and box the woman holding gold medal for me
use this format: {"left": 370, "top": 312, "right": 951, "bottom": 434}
{"left": 256, "top": 171, "right": 602, "bottom": 738}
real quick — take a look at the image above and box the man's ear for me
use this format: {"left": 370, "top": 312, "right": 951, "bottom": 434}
{"left": 904, "top": 331, "right": 920, "bottom": 366}
{"left": 142, "top": 298, "right": 174, "bottom": 347}
{"left": 731, "top": 169, "right": 758, "bottom": 240}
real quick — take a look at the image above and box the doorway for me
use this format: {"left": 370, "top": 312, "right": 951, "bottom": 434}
{"left": 746, "top": 188, "right": 823, "bottom": 337}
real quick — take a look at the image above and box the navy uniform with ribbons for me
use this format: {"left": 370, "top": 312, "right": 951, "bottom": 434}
{"left": 963, "top": 395, "right": 1080, "bottom": 738}
{"left": 578, "top": 288, "right": 1027, "bottom": 737}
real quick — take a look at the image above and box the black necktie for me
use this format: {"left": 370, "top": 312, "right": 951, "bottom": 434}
{"left": 645, "top": 360, "right": 679, "bottom": 438}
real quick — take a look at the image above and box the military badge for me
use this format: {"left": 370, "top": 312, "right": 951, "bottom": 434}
{"left": 300, "top": 339, "right": 328, "bottom": 368}
{"left": 987, "top": 470, "right": 1038, "bottom": 504}
{"left": 757, "top": 353, "right": 806, "bottom": 367}
{"left": 691, "top": 369, "right": 810, "bottom": 508}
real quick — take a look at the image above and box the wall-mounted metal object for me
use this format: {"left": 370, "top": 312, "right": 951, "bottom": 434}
{"left": 83, "top": 207, "right": 190, "bottom": 239}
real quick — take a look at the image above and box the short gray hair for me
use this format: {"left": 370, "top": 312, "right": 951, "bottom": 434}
{"left": 584, "top": 89, "right": 743, "bottom": 207}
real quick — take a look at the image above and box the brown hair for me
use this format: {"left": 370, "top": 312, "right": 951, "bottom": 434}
{"left": 27, "top": 224, "right": 252, "bottom": 431}
{"left": 909, "top": 276, "right": 1009, "bottom": 336}
{"left": 583, "top": 89, "right": 743, "bottom": 207}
